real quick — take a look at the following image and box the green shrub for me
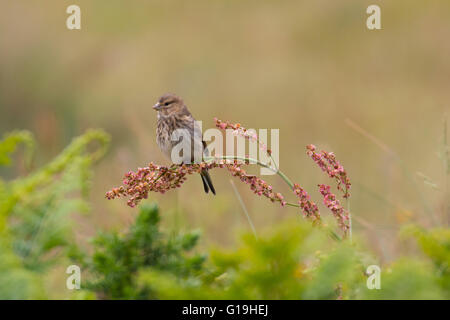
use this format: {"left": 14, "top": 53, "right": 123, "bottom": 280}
{"left": 0, "top": 129, "right": 109, "bottom": 299}
{"left": 362, "top": 258, "right": 444, "bottom": 299}
{"left": 71, "top": 204, "right": 206, "bottom": 299}
{"left": 137, "top": 220, "right": 368, "bottom": 299}
{"left": 136, "top": 220, "right": 449, "bottom": 300}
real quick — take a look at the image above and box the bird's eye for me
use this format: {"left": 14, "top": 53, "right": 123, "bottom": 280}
{"left": 164, "top": 102, "right": 170, "bottom": 106}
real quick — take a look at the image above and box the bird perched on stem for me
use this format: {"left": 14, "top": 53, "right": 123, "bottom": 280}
{"left": 153, "top": 93, "right": 216, "bottom": 195}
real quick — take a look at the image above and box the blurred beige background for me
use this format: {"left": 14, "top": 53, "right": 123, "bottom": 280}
{"left": 1, "top": 0, "right": 449, "bottom": 260}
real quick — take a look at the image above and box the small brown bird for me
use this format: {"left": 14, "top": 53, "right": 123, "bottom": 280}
{"left": 153, "top": 93, "right": 216, "bottom": 195}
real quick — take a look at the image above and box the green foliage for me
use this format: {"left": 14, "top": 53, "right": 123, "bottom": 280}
{"left": 362, "top": 258, "right": 444, "bottom": 300}
{"left": 71, "top": 204, "right": 205, "bottom": 299}
{"left": 402, "top": 226, "right": 450, "bottom": 272}
{"left": 137, "top": 221, "right": 368, "bottom": 300}
{"left": 400, "top": 226, "right": 450, "bottom": 297}
{"left": 0, "top": 130, "right": 34, "bottom": 167}
{"left": 0, "top": 246, "right": 46, "bottom": 299}
{"left": 134, "top": 221, "right": 450, "bottom": 300}
{"left": 0, "top": 129, "right": 109, "bottom": 299}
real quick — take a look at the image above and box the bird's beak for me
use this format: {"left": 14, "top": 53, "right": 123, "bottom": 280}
{"left": 152, "top": 102, "right": 162, "bottom": 111}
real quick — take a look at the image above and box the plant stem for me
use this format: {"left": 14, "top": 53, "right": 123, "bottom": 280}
{"left": 444, "top": 114, "right": 450, "bottom": 226}
{"left": 285, "top": 202, "right": 300, "bottom": 208}
{"left": 230, "top": 179, "right": 258, "bottom": 239}
{"left": 347, "top": 196, "right": 352, "bottom": 243}
{"left": 204, "top": 155, "right": 341, "bottom": 241}
{"left": 204, "top": 156, "right": 295, "bottom": 189}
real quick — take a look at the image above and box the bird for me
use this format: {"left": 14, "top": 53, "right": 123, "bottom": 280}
{"left": 153, "top": 93, "right": 216, "bottom": 195}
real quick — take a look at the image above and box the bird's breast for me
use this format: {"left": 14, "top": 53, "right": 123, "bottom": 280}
{"left": 156, "top": 115, "right": 204, "bottom": 163}
{"left": 156, "top": 119, "right": 173, "bottom": 159}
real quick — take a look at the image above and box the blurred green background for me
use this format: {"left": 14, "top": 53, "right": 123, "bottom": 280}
{"left": 0, "top": 0, "right": 449, "bottom": 299}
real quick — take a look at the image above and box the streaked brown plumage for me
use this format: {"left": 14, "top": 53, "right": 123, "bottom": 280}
{"left": 153, "top": 93, "right": 215, "bottom": 195}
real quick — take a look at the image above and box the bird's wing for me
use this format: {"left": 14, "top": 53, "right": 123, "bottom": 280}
{"left": 170, "top": 115, "right": 204, "bottom": 164}
{"left": 191, "top": 118, "right": 205, "bottom": 163}
{"left": 202, "top": 140, "right": 210, "bottom": 157}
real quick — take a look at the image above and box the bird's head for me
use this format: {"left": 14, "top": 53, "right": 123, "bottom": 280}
{"left": 153, "top": 93, "right": 185, "bottom": 115}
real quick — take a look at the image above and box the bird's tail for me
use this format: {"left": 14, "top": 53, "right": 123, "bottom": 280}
{"left": 200, "top": 169, "right": 216, "bottom": 195}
